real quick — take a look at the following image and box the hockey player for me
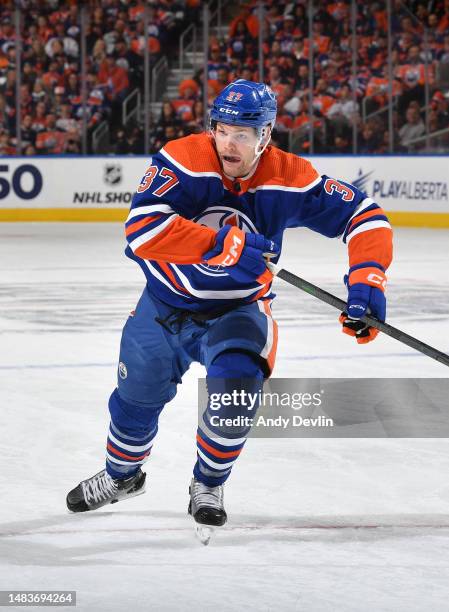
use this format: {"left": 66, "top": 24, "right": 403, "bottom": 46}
{"left": 67, "top": 80, "right": 392, "bottom": 535}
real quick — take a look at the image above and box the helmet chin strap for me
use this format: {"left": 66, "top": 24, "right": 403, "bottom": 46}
{"left": 251, "top": 126, "right": 271, "bottom": 167}
{"left": 253, "top": 126, "right": 272, "bottom": 159}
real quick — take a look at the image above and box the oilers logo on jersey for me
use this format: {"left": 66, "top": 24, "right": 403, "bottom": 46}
{"left": 193, "top": 206, "right": 259, "bottom": 277}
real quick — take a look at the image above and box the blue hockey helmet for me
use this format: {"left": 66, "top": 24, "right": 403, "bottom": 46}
{"left": 210, "top": 79, "right": 277, "bottom": 130}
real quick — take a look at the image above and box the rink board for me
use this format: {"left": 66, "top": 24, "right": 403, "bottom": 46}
{"left": 0, "top": 155, "right": 448, "bottom": 226}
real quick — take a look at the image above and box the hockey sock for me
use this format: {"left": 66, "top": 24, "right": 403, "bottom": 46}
{"left": 194, "top": 351, "right": 264, "bottom": 486}
{"left": 106, "top": 389, "right": 161, "bottom": 479}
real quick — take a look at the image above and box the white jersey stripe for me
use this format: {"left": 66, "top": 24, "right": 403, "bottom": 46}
{"left": 144, "top": 261, "right": 188, "bottom": 297}
{"left": 341, "top": 197, "right": 378, "bottom": 239}
{"left": 346, "top": 220, "right": 392, "bottom": 243}
{"left": 126, "top": 204, "right": 175, "bottom": 222}
{"left": 172, "top": 264, "right": 265, "bottom": 300}
{"left": 128, "top": 215, "right": 177, "bottom": 252}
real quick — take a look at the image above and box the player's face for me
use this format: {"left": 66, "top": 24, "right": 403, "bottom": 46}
{"left": 213, "top": 123, "right": 261, "bottom": 177}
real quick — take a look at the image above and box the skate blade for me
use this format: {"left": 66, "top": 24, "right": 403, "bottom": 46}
{"left": 194, "top": 524, "right": 214, "bottom": 546}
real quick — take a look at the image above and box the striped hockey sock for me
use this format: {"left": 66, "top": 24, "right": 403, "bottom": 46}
{"left": 106, "top": 420, "right": 157, "bottom": 479}
{"left": 194, "top": 426, "right": 247, "bottom": 486}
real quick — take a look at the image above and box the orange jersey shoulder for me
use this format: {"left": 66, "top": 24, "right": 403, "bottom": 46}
{"left": 253, "top": 146, "right": 320, "bottom": 190}
{"left": 161, "top": 133, "right": 222, "bottom": 175}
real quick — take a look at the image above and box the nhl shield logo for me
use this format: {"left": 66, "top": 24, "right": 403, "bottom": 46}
{"left": 104, "top": 163, "right": 122, "bottom": 186}
{"left": 225, "top": 91, "right": 243, "bottom": 103}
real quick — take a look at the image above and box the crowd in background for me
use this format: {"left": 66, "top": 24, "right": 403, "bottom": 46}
{"left": 157, "top": 0, "right": 449, "bottom": 153}
{"left": 0, "top": 0, "right": 200, "bottom": 155}
{"left": 0, "top": 0, "right": 449, "bottom": 155}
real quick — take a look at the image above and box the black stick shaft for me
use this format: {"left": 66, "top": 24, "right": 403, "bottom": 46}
{"left": 274, "top": 267, "right": 449, "bottom": 369}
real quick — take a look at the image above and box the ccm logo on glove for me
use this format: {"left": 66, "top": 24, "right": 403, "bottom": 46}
{"left": 206, "top": 226, "right": 244, "bottom": 266}
{"left": 202, "top": 225, "right": 279, "bottom": 285}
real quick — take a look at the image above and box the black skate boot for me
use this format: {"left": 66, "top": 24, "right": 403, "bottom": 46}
{"left": 188, "top": 477, "right": 227, "bottom": 544}
{"left": 66, "top": 468, "right": 146, "bottom": 512}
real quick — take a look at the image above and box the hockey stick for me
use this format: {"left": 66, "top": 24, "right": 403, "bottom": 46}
{"left": 267, "top": 263, "right": 449, "bottom": 368}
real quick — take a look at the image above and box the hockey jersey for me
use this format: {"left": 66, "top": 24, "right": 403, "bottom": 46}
{"left": 125, "top": 132, "right": 392, "bottom": 312}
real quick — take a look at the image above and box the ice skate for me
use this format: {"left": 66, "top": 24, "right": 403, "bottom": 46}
{"left": 188, "top": 477, "right": 227, "bottom": 545}
{"left": 66, "top": 468, "right": 146, "bottom": 512}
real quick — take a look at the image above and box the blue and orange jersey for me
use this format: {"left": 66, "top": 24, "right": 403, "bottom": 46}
{"left": 125, "top": 132, "right": 392, "bottom": 311}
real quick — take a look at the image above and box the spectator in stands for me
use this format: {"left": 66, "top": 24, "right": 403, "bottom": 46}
{"left": 227, "top": 20, "right": 253, "bottom": 63}
{"left": 313, "top": 78, "right": 336, "bottom": 117}
{"left": 430, "top": 90, "right": 449, "bottom": 128}
{"left": 113, "top": 127, "right": 129, "bottom": 154}
{"left": 0, "top": 130, "right": 15, "bottom": 155}
{"left": 124, "top": 125, "right": 143, "bottom": 155}
{"left": 185, "top": 99, "right": 204, "bottom": 134}
{"left": 65, "top": 133, "right": 81, "bottom": 154}
{"left": 327, "top": 84, "right": 358, "bottom": 123}
{"left": 332, "top": 132, "right": 352, "bottom": 153}
{"left": 19, "top": 83, "right": 33, "bottom": 118}
{"left": 208, "top": 66, "right": 229, "bottom": 96}
{"left": 398, "top": 105, "right": 425, "bottom": 148}
{"left": 208, "top": 43, "right": 227, "bottom": 81}
{"left": 228, "top": 6, "right": 259, "bottom": 40}
{"left": 294, "top": 62, "right": 309, "bottom": 95}
{"left": 358, "top": 122, "right": 382, "bottom": 153}
{"left": 32, "top": 81, "right": 47, "bottom": 105}
{"left": 92, "top": 39, "right": 107, "bottom": 71}
{"left": 21, "top": 114, "right": 36, "bottom": 149}
{"left": 45, "top": 21, "right": 79, "bottom": 59}
{"left": 31, "top": 100, "right": 48, "bottom": 134}
{"left": 56, "top": 103, "right": 79, "bottom": 133}
{"left": 65, "top": 72, "right": 80, "bottom": 102}
{"left": 114, "top": 37, "right": 142, "bottom": 89}
{"left": 156, "top": 100, "right": 184, "bottom": 132}
{"left": 130, "top": 17, "right": 162, "bottom": 60}
{"left": 171, "top": 80, "right": 198, "bottom": 121}
{"left": 98, "top": 52, "right": 129, "bottom": 102}
{"left": 281, "top": 82, "right": 301, "bottom": 117}
{"left": 267, "top": 64, "right": 289, "bottom": 98}
{"left": 395, "top": 44, "right": 430, "bottom": 113}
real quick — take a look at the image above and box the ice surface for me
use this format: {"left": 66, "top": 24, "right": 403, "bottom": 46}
{"left": 1, "top": 223, "right": 449, "bottom": 612}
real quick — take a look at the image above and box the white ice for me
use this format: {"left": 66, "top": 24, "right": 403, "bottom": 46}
{"left": 1, "top": 223, "right": 449, "bottom": 612}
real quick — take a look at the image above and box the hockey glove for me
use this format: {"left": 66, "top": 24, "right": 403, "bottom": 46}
{"left": 339, "top": 264, "right": 387, "bottom": 344}
{"left": 202, "top": 225, "right": 279, "bottom": 284}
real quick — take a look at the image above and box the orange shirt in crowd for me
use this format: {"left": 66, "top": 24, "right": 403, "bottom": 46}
{"left": 171, "top": 98, "right": 194, "bottom": 121}
{"left": 313, "top": 94, "right": 335, "bottom": 116}
{"left": 98, "top": 61, "right": 129, "bottom": 97}
{"left": 36, "top": 131, "right": 67, "bottom": 153}
{"left": 395, "top": 64, "right": 430, "bottom": 88}
{"left": 178, "top": 78, "right": 200, "bottom": 98}
{"left": 130, "top": 36, "right": 161, "bottom": 55}
{"left": 366, "top": 76, "right": 402, "bottom": 99}
{"left": 304, "top": 35, "right": 331, "bottom": 56}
